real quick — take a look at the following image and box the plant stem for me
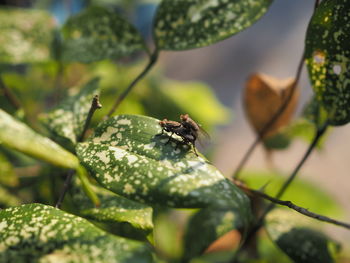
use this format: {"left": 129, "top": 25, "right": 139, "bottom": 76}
{"left": 78, "top": 95, "right": 102, "bottom": 142}
{"left": 55, "top": 169, "right": 75, "bottom": 208}
{"left": 105, "top": 50, "right": 159, "bottom": 118}
{"left": 0, "top": 76, "right": 21, "bottom": 110}
{"left": 235, "top": 178, "right": 350, "bottom": 230}
{"left": 55, "top": 95, "right": 102, "bottom": 208}
{"left": 232, "top": 0, "right": 322, "bottom": 180}
{"left": 233, "top": 123, "right": 328, "bottom": 260}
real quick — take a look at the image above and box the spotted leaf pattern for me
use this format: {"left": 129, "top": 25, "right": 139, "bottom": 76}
{"left": 0, "top": 109, "right": 79, "bottom": 169}
{"left": 42, "top": 78, "right": 100, "bottom": 144}
{"left": 305, "top": 0, "right": 350, "bottom": 125}
{"left": 266, "top": 209, "right": 338, "bottom": 263}
{"left": 76, "top": 115, "right": 250, "bottom": 211}
{"left": 0, "top": 8, "right": 55, "bottom": 64}
{"left": 154, "top": 0, "right": 273, "bottom": 50}
{"left": 70, "top": 176, "right": 153, "bottom": 232}
{"left": 0, "top": 203, "right": 153, "bottom": 263}
{"left": 61, "top": 6, "right": 147, "bottom": 63}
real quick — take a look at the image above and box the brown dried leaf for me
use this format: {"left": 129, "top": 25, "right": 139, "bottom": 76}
{"left": 243, "top": 73, "right": 299, "bottom": 139}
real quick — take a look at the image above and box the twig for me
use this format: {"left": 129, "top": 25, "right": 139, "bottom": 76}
{"left": 235, "top": 180, "right": 350, "bottom": 230}
{"left": 55, "top": 169, "right": 75, "bottom": 208}
{"left": 0, "top": 76, "right": 21, "bottom": 110}
{"left": 55, "top": 95, "right": 102, "bottom": 208}
{"left": 232, "top": 48, "right": 305, "bottom": 180}
{"left": 78, "top": 95, "right": 102, "bottom": 142}
{"left": 105, "top": 50, "right": 159, "bottom": 119}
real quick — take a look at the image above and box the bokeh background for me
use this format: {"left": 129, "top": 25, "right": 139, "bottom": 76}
{"left": 1, "top": 0, "right": 349, "bottom": 258}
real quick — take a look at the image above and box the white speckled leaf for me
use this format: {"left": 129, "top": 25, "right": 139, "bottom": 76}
{"left": 0, "top": 109, "right": 79, "bottom": 169}
{"left": 305, "top": 0, "right": 350, "bottom": 125}
{"left": 0, "top": 8, "right": 55, "bottom": 64}
{"left": 61, "top": 6, "right": 147, "bottom": 63}
{"left": 266, "top": 209, "right": 337, "bottom": 263}
{"left": 42, "top": 78, "right": 100, "bottom": 144}
{"left": 154, "top": 0, "right": 273, "bottom": 50}
{"left": 0, "top": 203, "right": 153, "bottom": 263}
{"left": 183, "top": 206, "right": 250, "bottom": 261}
{"left": 76, "top": 115, "right": 250, "bottom": 211}
{"left": 70, "top": 176, "right": 153, "bottom": 232}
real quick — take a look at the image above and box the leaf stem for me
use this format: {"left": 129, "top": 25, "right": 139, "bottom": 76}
{"left": 55, "top": 95, "right": 102, "bottom": 208}
{"left": 105, "top": 49, "right": 159, "bottom": 118}
{"left": 234, "top": 179, "right": 350, "bottom": 230}
{"left": 78, "top": 95, "right": 102, "bottom": 142}
{"left": 0, "top": 76, "right": 21, "bottom": 110}
{"left": 55, "top": 169, "right": 75, "bottom": 208}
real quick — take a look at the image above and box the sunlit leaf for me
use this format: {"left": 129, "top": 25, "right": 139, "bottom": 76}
{"left": 0, "top": 109, "right": 79, "bottom": 169}
{"left": 244, "top": 73, "right": 299, "bottom": 139}
{"left": 266, "top": 209, "right": 339, "bottom": 263}
{"left": 143, "top": 80, "right": 231, "bottom": 132}
{"left": 305, "top": 0, "right": 350, "bottom": 125}
{"left": 0, "top": 185, "right": 21, "bottom": 207}
{"left": 154, "top": 0, "right": 273, "bottom": 50}
{"left": 0, "top": 8, "right": 55, "bottom": 64}
{"left": 61, "top": 6, "right": 147, "bottom": 63}
{"left": 42, "top": 78, "right": 100, "bottom": 144}
{"left": 76, "top": 115, "right": 251, "bottom": 212}
{"left": 0, "top": 203, "right": 153, "bottom": 262}
{"left": 70, "top": 176, "right": 154, "bottom": 232}
{"left": 182, "top": 207, "right": 244, "bottom": 261}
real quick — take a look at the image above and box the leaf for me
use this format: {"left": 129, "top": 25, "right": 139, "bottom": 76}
{"left": 0, "top": 203, "right": 153, "bottom": 263}
{"left": 0, "top": 8, "right": 55, "bottom": 64}
{"left": 69, "top": 175, "right": 154, "bottom": 232}
{"left": 182, "top": 207, "right": 244, "bottom": 261}
{"left": 61, "top": 6, "right": 147, "bottom": 63}
{"left": 0, "top": 109, "right": 79, "bottom": 169}
{"left": 0, "top": 185, "right": 21, "bottom": 207}
{"left": 154, "top": 0, "right": 273, "bottom": 50}
{"left": 265, "top": 209, "right": 339, "bottom": 263}
{"left": 244, "top": 73, "right": 299, "bottom": 139}
{"left": 142, "top": 79, "right": 231, "bottom": 132}
{"left": 76, "top": 115, "right": 251, "bottom": 212}
{"left": 42, "top": 78, "right": 100, "bottom": 144}
{"left": 305, "top": 0, "right": 350, "bottom": 126}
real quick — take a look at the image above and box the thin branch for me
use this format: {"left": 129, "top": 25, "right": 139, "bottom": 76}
{"left": 55, "top": 95, "right": 102, "bottom": 208}
{"left": 78, "top": 95, "right": 102, "bottom": 142}
{"left": 55, "top": 169, "right": 74, "bottom": 208}
{"left": 105, "top": 50, "right": 159, "bottom": 119}
{"left": 234, "top": 180, "right": 350, "bottom": 230}
{"left": 0, "top": 76, "right": 21, "bottom": 110}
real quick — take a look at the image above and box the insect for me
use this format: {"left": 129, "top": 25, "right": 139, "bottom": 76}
{"left": 158, "top": 114, "right": 208, "bottom": 156}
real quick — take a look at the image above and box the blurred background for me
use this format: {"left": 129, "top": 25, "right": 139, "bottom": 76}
{"left": 1, "top": 0, "right": 349, "bottom": 260}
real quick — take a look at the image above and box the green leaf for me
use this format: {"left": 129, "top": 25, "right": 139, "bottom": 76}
{"left": 76, "top": 115, "right": 251, "bottom": 211}
{"left": 0, "top": 109, "right": 79, "bottom": 169}
{"left": 0, "top": 185, "right": 21, "bottom": 207}
{"left": 142, "top": 80, "right": 231, "bottom": 132}
{"left": 305, "top": 0, "right": 350, "bottom": 125}
{"left": 182, "top": 207, "right": 243, "bottom": 261}
{"left": 0, "top": 203, "right": 153, "bottom": 263}
{"left": 61, "top": 6, "right": 147, "bottom": 63}
{"left": 42, "top": 78, "right": 100, "bottom": 144}
{"left": 70, "top": 176, "right": 154, "bottom": 232}
{"left": 154, "top": 0, "right": 273, "bottom": 50}
{"left": 266, "top": 209, "right": 338, "bottom": 263}
{"left": 0, "top": 8, "right": 55, "bottom": 64}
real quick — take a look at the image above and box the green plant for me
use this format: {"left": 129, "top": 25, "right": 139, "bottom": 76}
{"left": 0, "top": 0, "right": 349, "bottom": 262}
